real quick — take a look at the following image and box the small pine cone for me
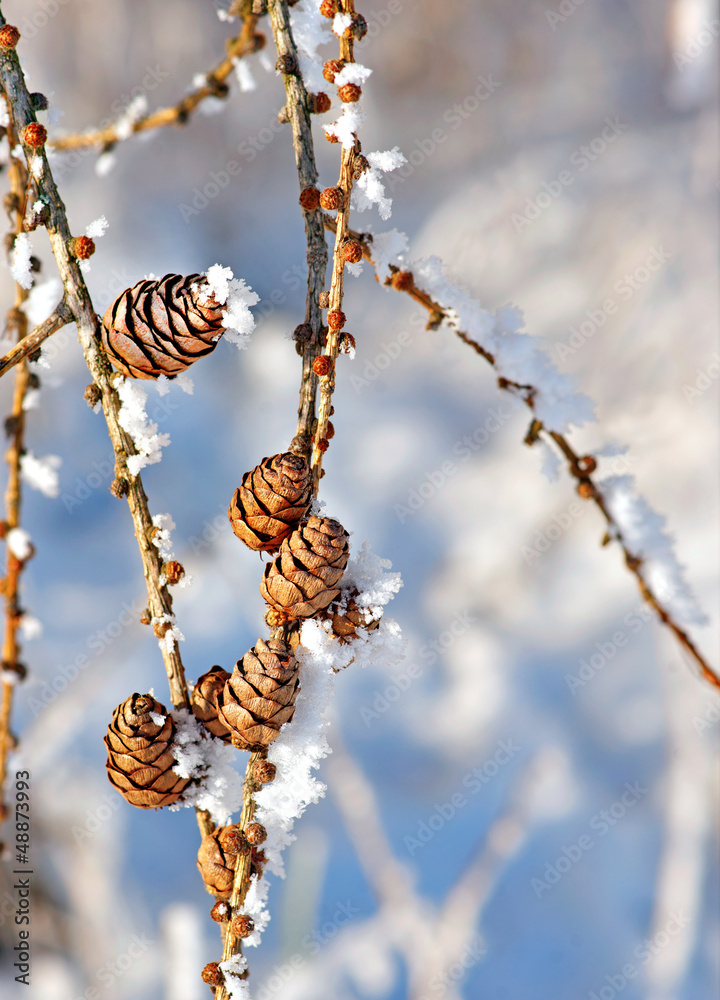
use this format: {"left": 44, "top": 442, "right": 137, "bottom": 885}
{"left": 23, "top": 123, "right": 47, "bottom": 148}
{"left": 0, "top": 25, "right": 21, "bottom": 48}
{"left": 338, "top": 84, "right": 361, "bottom": 104}
{"left": 201, "top": 962, "right": 224, "bottom": 987}
{"left": 341, "top": 239, "right": 363, "bottom": 264}
{"left": 218, "top": 638, "right": 299, "bottom": 751}
{"left": 228, "top": 452, "right": 311, "bottom": 552}
{"left": 164, "top": 560, "right": 185, "bottom": 585}
{"left": 231, "top": 914, "right": 255, "bottom": 938}
{"left": 104, "top": 694, "right": 190, "bottom": 809}
{"left": 68, "top": 236, "right": 95, "bottom": 260}
{"left": 299, "top": 187, "right": 321, "bottom": 211}
{"left": 260, "top": 516, "right": 350, "bottom": 619}
{"left": 311, "top": 92, "right": 332, "bottom": 114}
{"left": 327, "top": 310, "right": 345, "bottom": 330}
{"left": 276, "top": 53, "right": 297, "bottom": 75}
{"left": 390, "top": 270, "right": 413, "bottom": 291}
{"left": 326, "top": 595, "right": 381, "bottom": 643}
{"left": 319, "top": 0, "right": 337, "bottom": 16}
{"left": 210, "top": 900, "right": 230, "bottom": 922}
{"left": 191, "top": 666, "right": 232, "bottom": 742}
{"left": 255, "top": 760, "right": 277, "bottom": 784}
{"left": 312, "top": 355, "right": 333, "bottom": 377}
{"left": 319, "top": 187, "right": 343, "bottom": 211}
{"left": 100, "top": 273, "right": 227, "bottom": 380}
{"left": 245, "top": 822, "right": 267, "bottom": 845}
{"left": 197, "top": 825, "right": 247, "bottom": 898}
{"left": 323, "top": 59, "right": 345, "bottom": 83}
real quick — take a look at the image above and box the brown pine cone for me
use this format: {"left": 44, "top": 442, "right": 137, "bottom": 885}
{"left": 228, "top": 452, "right": 311, "bottom": 552}
{"left": 326, "top": 595, "right": 381, "bottom": 642}
{"left": 191, "top": 666, "right": 232, "bottom": 742}
{"left": 260, "top": 516, "right": 349, "bottom": 619}
{"left": 104, "top": 693, "right": 190, "bottom": 809}
{"left": 218, "top": 638, "right": 299, "bottom": 751}
{"left": 197, "top": 825, "right": 247, "bottom": 898}
{"left": 100, "top": 273, "right": 226, "bottom": 379}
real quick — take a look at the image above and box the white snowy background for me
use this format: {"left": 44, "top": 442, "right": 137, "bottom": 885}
{"left": 0, "top": 1, "right": 717, "bottom": 999}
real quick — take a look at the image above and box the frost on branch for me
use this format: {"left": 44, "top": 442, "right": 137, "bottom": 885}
{"left": 353, "top": 148, "right": 407, "bottom": 221}
{"left": 289, "top": 0, "right": 334, "bottom": 91}
{"left": 151, "top": 513, "right": 175, "bottom": 560}
{"left": 170, "top": 709, "right": 244, "bottom": 826}
{"left": 20, "top": 451, "right": 61, "bottom": 498}
{"left": 115, "top": 94, "right": 148, "bottom": 140}
{"left": 10, "top": 232, "right": 34, "bottom": 290}
{"left": 117, "top": 378, "right": 171, "bottom": 476}
{"left": 6, "top": 527, "right": 33, "bottom": 560}
{"left": 600, "top": 474, "right": 708, "bottom": 626}
{"left": 197, "top": 263, "right": 259, "bottom": 349}
{"left": 219, "top": 953, "right": 251, "bottom": 999}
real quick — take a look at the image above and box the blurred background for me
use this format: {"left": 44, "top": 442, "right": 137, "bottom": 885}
{"left": 0, "top": 0, "right": 718, "bottom": 998}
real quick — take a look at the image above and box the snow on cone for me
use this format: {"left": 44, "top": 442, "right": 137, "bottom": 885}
{"left": 260, "top": 516, "right": 349, "bottom": 619}
{"left": 104, "top": 693, "right": 190, "bottom": 808}
{"left": 100, "top": 273, "right": 226, "bottom": 379}
{"left": 228, "top": 452, "right": 312, "bottom": 553}
{"left": 218, "top": 638, "right": 299, "bottom": 752}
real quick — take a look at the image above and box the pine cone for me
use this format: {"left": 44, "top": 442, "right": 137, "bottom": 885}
{"left": 228, "top": 452, "right": 311, "bottom": 552}
{"left": 326, "top": 594, "right": 381, "bottom": 642}
{"left": 217, "top": 638, "right": 299, "bottom": 751}
{"left": 191, "top": 666, "right": 232, "bottom": 742}
{"left": 100, "top": 273, "right": 226, "bottom": 379}
{"left": 197, "top": 825, "right": 246, "bottom": 898}
{"left": 260, "top": 516, "right": 349, "bottom": 619}
{"left": 104, "top": 693, "right": 189, "bottom": 808}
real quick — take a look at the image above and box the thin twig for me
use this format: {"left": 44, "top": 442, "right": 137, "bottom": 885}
{"left": 0, "top": 126, "right": 31, "bottom": 827}
{"left": 49, "top": 18, "right": 263, "bottom": 154}
{"left": 0, "top": 302, "right": 71, "bottom": 379}
{"left": 0, "top": 9, "right": 214, "bottom": 839}
{"left": 324, "top": 217, "right": 720, "bottom": 694}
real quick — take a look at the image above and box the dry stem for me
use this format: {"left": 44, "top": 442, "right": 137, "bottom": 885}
{"left": 0, "top": 303, "right": 71, "bottom": 379}
{"left": 49, "top": 16, "right": 262, "bottom": 154}
{"left": 326, "top": 217, "right": 720, "bottom": 693}
{"left": 0, "top": 10, "right": 213, "bottom": 838}
{"left": 0, "top": 128, "right": 31, "bottom": 825}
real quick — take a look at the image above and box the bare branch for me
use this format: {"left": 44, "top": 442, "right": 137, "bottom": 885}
{"left": 0, "top": 301, "right": 71, "bottom": 379}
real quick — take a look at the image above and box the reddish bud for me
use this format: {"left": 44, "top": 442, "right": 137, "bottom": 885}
{"left": 317, "top": 438, "right": 330, "bottom": 453}
{"left": 311, "top": 92, "right": 332, "bottom": 114}
{"left": 326, "top": 421, "right": 335, "bottom": 440}
{"left": 576, "top": 455, "right": 597, "bottom": 474}
{"left": 390, "top": 270, "right": 414, "bottom": 291}
{"left": 201, "top": 963, "right": 224, "bottom": 987}
{"left": 339, "top": 332, "right": 356, "bottom": 354}
{"left": 68, "top": 236, "right": 95, "bottom": 260}
{"left": 327, "top": 310, "right": 345, "bottom": 330}
{"left": 22, "top": 123, "right": 46, "bottom": 148}
{"left": 338, "top": 83, "right": 361, "bottom": 103}
{"left": 323, "top": 59, "right": 345, "bottom": 83}
{"left": 299, "top": 186, "right": 321, "bottom": 211}
{"left": 577, "top": 481, "right": 596, "bottom": 500}
{"left": 320, "top": 187, "right": 343, "bottom": 211}
{"left": 255, "top": 760, "right": 277, "bottom": 784}
{"left": 231, "top": 914, "right": 255, "bottom": 938}
{"left": 313, "top": 355, "right": 333, "bottom": 377}
{"left": 341, "top": 239, "right": 363, "bottom": 263}
{"left": 319, "top": 0, "right": 338, "bottom": 16}
{"left": 351, "top": 14, "right": 368, "bottom": 39}
{"left": 245, "top": 822, "right": 267, "bottom": 845}
{"left": 164, "top": 560, "right": 185, "bottom": 585}
{"left": 210, "top": 901, "right": 230, "bottom": 923}
{"left": 0, "top": 25, "right": 20, "bottom": 48}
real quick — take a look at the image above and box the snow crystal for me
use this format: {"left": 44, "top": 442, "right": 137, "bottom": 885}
{"left": 21, "top": 277, "right": 62, "bottom": 328}
{"left": 410, "top": 256, "right": 596, "bottom": 434}
{"left": 0, "top": 96, "right": 8, "bottom": 128}
{"left": 10, "top": 233, "right": 34, "bottom": 290}
{"left": 198, "top": 263, "right": 259, "bottom": 348}
{"left": 341, "top": 541, "right": 404, "bottom": 619}
{"left": 370, "top": 228, "right": 409, "bottom": 283}
{"left": 20, "top": 452, "right": 61, "bottom": 498}
{"left": 346, "top": 261, "right": 363, "bottom": 277}
{"left": 537, "top": 439, "right": 561, "bottom": 482}
{"left": 242, "top": 876, "right": 271, "bottom": 948}
{"left": 324, "top": 104, "right": 366, "bottom": 149}
{"left": 170, "top": 709, "right": 245, "bottom": 825}
{"left": 22, "top": 390, "right": 41, "bottom": 411}
{"left": 117, "top": 378, "right": 171, "bottom": 476}
{"left": 152, "top": 513, "right": 176, "bottom": 560}
{"left": 30, "top": 156, "right": 43, "bottom": 179}
{"left": 333, "top": 12, "right": 353, "bottom": 36}
{"left": 95, "top": 152, "right": 116, "bottom": 177}
{"left": 353, "top": 147, "right": 408, "bottom": 220}
{"left": 115, "top": 95, "right": 148, "bottom": 140}
{"left": 85, "top": 215, "right": 108, "bottom": 239}
{"left": 234, "top": 57, "right": 256, "bottom": 92}
{"left": 150, "top": 712, "right": 166, "bottom": 726}
{"left": 6, "top": 527, "right": 33, "bottom": 560}
{"left": 219, "top": 954, "right": 252, "bottom": 999}
{"left": 600, "top": 474, "right": 708, "bottom": 626}
{"left": 153, "top": 616, "right": 185, "bottom": 654}
{"left": 175, "top": 373, "right": 194, "bottom": 395}
{"left": 20, "top": 614, "right": 42, "bottom": 640}
{"left": 290, "top": 0, "right": 334, "bottom": 91}
{"left": 334, "top": 63, "right": 373, "bottom": 88}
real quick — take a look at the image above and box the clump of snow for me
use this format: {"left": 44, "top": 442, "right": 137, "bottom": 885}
{"left": 333, "top": 12, "right": 353, "bottom": 36}
{"left": 20, "top": 452, "right": 61, "bottom": 498}
{"left": 219, "top": 954, "right": 252, "bottom": 999}
{"left": 324, "top": 104, "right": 366, "bottom": 149}
{"left": 0, "top": 95, "right": 9, "bottom": 128}
{"left": 85, "top": 215, "right": 109, "bottom": 239}
{"left": 290, "top": 0, "right": 334, "bottom": 91}
{"left": 10, "top": 233, "right": 34, "bottom": 290}
{"left": 150, "top": 711, "right": 166, "bottom": 727}
{"left": 20, "top": 614, "right": 42, "bottom": 640}
{"left": 22, "top": 390, "right": 41, "bottom": 411}
{"left": 341, "top": 541, "right": 404, "bottom": 620}
{"left": 29, "top": 157, "right": 43, "bottom": 179}
{"left": 599, "top": 474, "right": 708, "bottom": 626}
{"left": 242, "top": 876, "right": 271, "bottom": 948}
{"left": 152, "top": 513, "right": 175, "bottom": 560}
{"left": 370, "top": 229, "right": 409, "bottom": 283}
{"left": 198, "top": 264, "right": 259, "bottom": 349}
{"left": 7, "top": 527, "right": 33, "bottom": 560}
{"left": 152, "top": 614, "right": 185, "bottom": 654}
{"left": 334, "top": 63, "right": 373, "bottom": 88}
{"left": 170, "top": 709, "right": 245, "bottom": 826}
{"left": 353, "top": 148, "right": 407, "bottom": 221}
{"left": 175, "top": 373, "right": 194, "bottom": 395}
{"left": 234, "top": 57, "right": 256, "bottom": 92}
{"left": 95, "top": 152, "right": 116, "bottom": 177}
{"left": 21, "top": 278, "right": 62, "bottom": 328}
{"left": 117, "top": 378, "right": 171, "bottom": 476}
{"left": 115, "top": 95, "right": 148, "bottom": 140}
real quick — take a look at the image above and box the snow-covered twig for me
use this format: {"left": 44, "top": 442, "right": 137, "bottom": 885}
{"left": 322, "top": 216, "right": 719, "bottom": 694}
